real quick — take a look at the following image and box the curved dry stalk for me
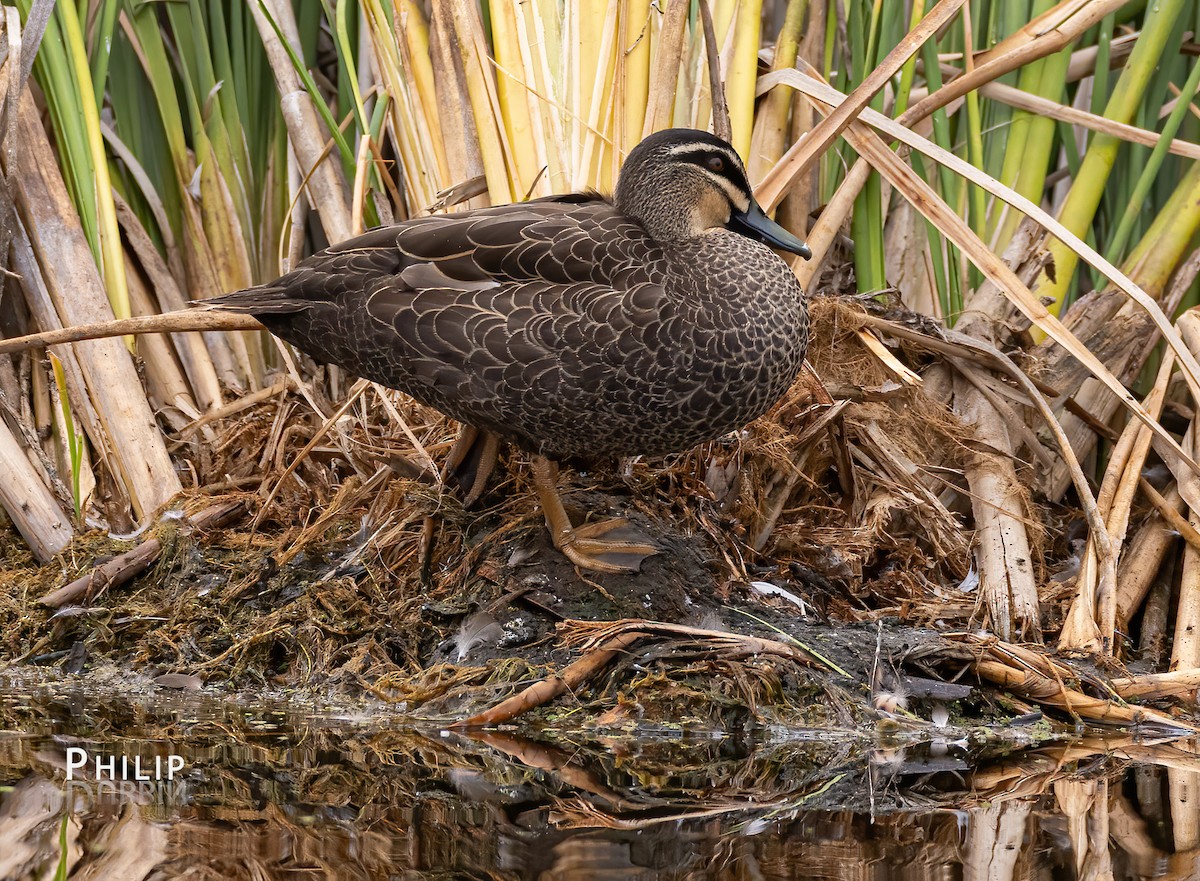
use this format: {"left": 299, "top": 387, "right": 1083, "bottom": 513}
{"left": 0, "top": 311, "right": 264, "bottom": 357}
{"left": 950, "top": 633, "right": 1193, "bottom": 732}
{"left": 754, "top": 0, "right": 968, "bottom": 210}
{"left": 453, "top": 630, "right": 642, "bottom": 727}
{"left": 454, "top": 618, "right": 826, "bottom": 728}
{"left": 964, "top": 76, "right": 1200, "bottom": 161}
{"left": 770, "top": 69, "right": 1200, "bottom": 417}
{"left": 780, "top": 70, "right": 1200, "bottom": 521}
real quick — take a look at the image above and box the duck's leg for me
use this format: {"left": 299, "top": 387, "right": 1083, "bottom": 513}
{"left": 443, "top": 425, "right": 501, "bottom": 506}
{"left": 530, "top": 455, "right": 659, "bottom": 574}
{"left": 421, "top": 426, "right": 501, "bottom": 580}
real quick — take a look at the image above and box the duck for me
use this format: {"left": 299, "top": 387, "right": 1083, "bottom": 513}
{"left": 201, "top": 128, "right": 812, "bottom": 574}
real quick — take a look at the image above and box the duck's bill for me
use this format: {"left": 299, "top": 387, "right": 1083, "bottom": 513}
{"left": 729, "top": 201, "right": 812, "bottom": 259}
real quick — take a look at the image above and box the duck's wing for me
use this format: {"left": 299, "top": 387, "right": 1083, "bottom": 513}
{"left": 201, "top": 196, "right": 672, "bottom": 455}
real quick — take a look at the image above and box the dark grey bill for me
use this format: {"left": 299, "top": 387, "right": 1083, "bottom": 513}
{"left": 728, "top": 200, "right": 812, "bottom": 259}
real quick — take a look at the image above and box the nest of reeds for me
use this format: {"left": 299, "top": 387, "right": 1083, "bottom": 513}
{"left": 0, "top": 288, "right": 1094, "bottom": 735}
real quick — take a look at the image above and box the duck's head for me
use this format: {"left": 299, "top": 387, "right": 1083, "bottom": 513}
{"left": 615, "top": 128, "right": 811, "bottom": 259}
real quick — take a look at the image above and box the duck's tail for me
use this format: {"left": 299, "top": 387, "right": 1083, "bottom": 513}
{"left": 195, "top": 285, "right": 308, "bottom": 316}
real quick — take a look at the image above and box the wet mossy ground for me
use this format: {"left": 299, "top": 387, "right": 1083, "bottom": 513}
{"left": 0, "top": 491, "right": 1047, "bottom": 742}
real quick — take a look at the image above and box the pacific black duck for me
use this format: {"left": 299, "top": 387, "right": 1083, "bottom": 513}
{"left": 203, "top": 128, "right": 811, "bottom": 573}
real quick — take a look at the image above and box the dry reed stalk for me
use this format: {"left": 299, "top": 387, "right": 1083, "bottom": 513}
{"left": 953, "top": 374, "right": 1040, "bottom": 642}
{"left": 915, "top": 0, "right": 1126, "bottom": 123}
{"left": 619, "top": 0, "right": 651, "bottom": 155}
{"left": 0, "top": 415, "right": 72, "bottom": 560}
{"left": 724, "top": 0, "right": 761, "bottom": 157}
{"left": 950, "top": 633, "right": 1191, "bottom": 731}
{"left": 111, "top": 196, "right": 223, "bottom": 411}
{"left": 774, "top": 0, "right": 1128, "bottom": 276}
{"left": 488, "top": 0, "right": 545, "bottom": 199}
{"left": 1171, "top": 313, "right": 1200, "bottom": 677}
{"left": 1037, "top": 249, "right": 1200, "bottom": 503}
{"left": 429, "top": 4, "right": 488, "bottom": 210}
{"left": 696, "top": 0, "right": 730, "bottom": 143}
{"left": 1112, "top": 670, "right": 1200, "bottom": 701}
{"left": 641, "top": 0, "right": 687, "bottom": 137}
{"left": 747, "top": 0, "right": 807, "bottom": 183}
{"left": 1064, "top": 351, "right": 1175, "bottom": 651}
{"left": 974, "top": 656, "right": 1183, "bottom": 729}
{"left": 124, "top": 256, "right": 198, "bottom": 433}
{"left": 962, "top": 76, "right": 1200, "bottom": 161}
{"left": 1142, "top": 481, "right": 1200, "bottom": 553}
{"left": 572, "top": 1, "right": 620, "bottom": 191}
{"left": 775, "top": 0, "right": 823, "bottom": 241}
{"left": 1170, "top": 766, "right": 1200, "bottom": 851}
{"left": 454, "top": 630, "right": 643, "bottom": 727}
{"left": 1117, "top": 484, "right": 1186, "bottom": 627}
{"left": 11, "top": 93, "right": 179, "bottom": 520}
{"left": 376, "top": 0, "right": 451, "bottom": 209}
{"left": 0, "top": 312, "right": 265, "bottom": 357}
{"left": 248, "top": 0, "right": 353, "bottom": 244}
{"left": 455, "top": 618, "right": 826, "bottom": 727}
{"left": 6, "top": 213, "right": 106, "bottom": 470}
{"left": 444, "top": 0, "right": 514, "bottom": 204}
{"left": 38, "top": 500, "right": 247, "bottom": 608}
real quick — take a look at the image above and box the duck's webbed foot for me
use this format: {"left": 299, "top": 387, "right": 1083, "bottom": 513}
{"left": 530, "top": 455, "right": 659, "bottom": 574}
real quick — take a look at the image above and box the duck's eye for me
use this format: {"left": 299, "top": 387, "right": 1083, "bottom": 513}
{"left": 706, "top": 155, "right": 726, "bottom": 173}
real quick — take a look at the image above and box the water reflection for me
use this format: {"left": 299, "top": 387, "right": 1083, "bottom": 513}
{"left": 1, "top": 680, "right": 1198, "bottom": 879}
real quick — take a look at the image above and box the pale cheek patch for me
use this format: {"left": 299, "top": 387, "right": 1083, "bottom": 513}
{"left": 690, "top": 187, "right": 733, "bottom": 235}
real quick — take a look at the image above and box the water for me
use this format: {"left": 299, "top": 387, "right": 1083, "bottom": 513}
{"left": 0, "top": 678, "right": 1195, "bottom": 879}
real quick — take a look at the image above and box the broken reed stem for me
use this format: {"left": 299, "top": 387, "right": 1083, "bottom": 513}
{"left": 947, "top": 633, "right": 1193, "bottom": 731}
{"left": 453, "top": 630, "right": 642, "bottom": 727}
{"left": 38, "top": 500, "right": 248, "bottom": 607}
{"left": 1117, "top": 484, "right": 1186, "bottom": 627}
{"left": 1111, "top": 669, "right": 1200, "bottom": 701}
{"left": 1066, "top": 349, "right": 1175, "bottom": 651}
{"left": 1173, "top": 313, "right": 1200, "bottom": 675}
{"left": 454, "top": 619, "right": 824, "bottom": 727}
{"left": 1141, "top": 479, "right": 1200, "bottom": 553}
